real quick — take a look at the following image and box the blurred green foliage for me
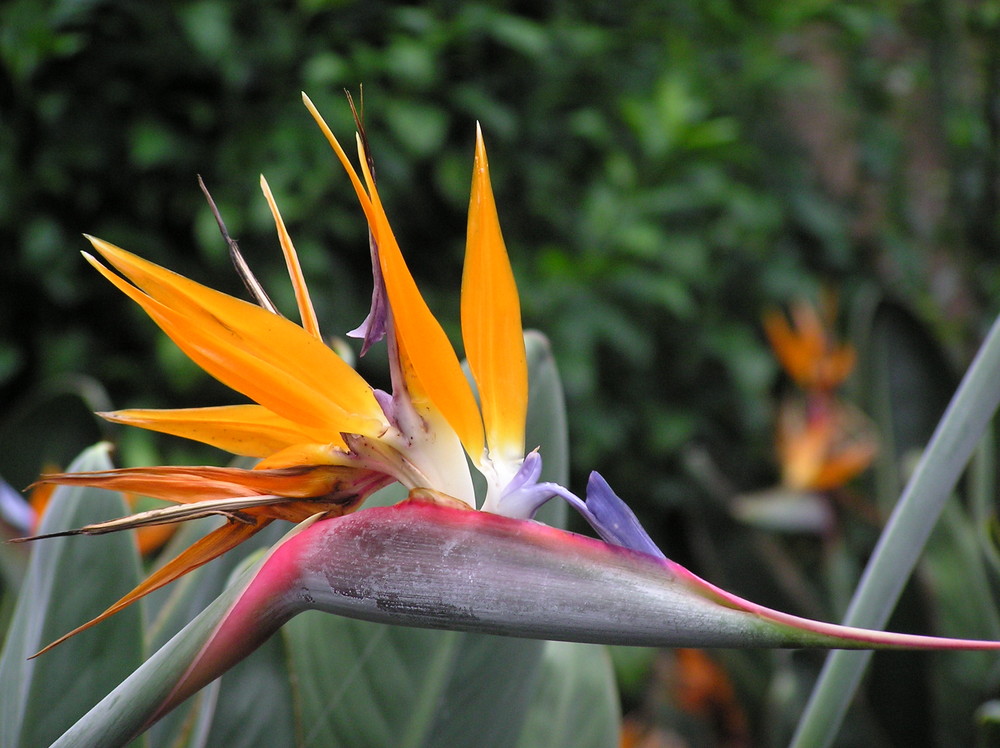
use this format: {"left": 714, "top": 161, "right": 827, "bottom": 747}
{"left": 4, "top": 1, "right": 1000, "bottom": 745}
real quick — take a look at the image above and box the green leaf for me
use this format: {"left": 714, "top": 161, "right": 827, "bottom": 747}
{"left": 524, "top": 330, "right": 569, "bottom": 525}
{"left": 0, "top": 443, "right": 143, "bottom": 748}
{"left": 0, "top": 480, "right": 31, "bottom": 598}
{"left": 920, "top": 503, "right": 1000, "bottom": 742}
{"left": 193, "top": 548, "right": 297, "bottom": 748}
{"left": 47, "top": 528, "right": 308, "bottom": 748}
{"left": 516, "top": 641, "right": 620, "bottom": 748}
{"left": 856, "top": 300, "right": 956, "bottom": 514}
{"left": 792, "top": 311, "right": 1000, "bottom": 747}
{"left": 201, "top": 633, "right": 297, "bottom": 748}
{"left": 969, "top": 427, "right": 1000, "bottom": 579}
{"left": 0, "top": 376, "right": 109, "bottom": 490}
{"left": 283, "top": 615, "right": 544, "bottom": 748}
{"left": 144, "top": 521, "right": 290, "bottom": 748}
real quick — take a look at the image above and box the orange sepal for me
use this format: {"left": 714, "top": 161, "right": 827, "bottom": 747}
{"left": 33, "top": 462, "right": 371, "bottom": 505}
{"left": 462, "top": 125, "right": 527, "bottom": 462}
{"left": 84, "top": 238, "right": 385, "bottom": 439}
{"left": 260, "top": 175, "right": 322, "bottom": 339}
{"left": 85, "top": 253, "right": 350, "bottom": 441}
{"left": 809, "top": 443, "right": 878, "bottom": 491}
{"left": 355, "top": 141, "right": 486, "bottom": 461}
{"left": 302, "top": 95, "right": 485, "bottom": 461}
{"left": 32, "top": 519, "right": 267, "bottom": 657}
{"left": 100, "top": 405, "right": 317, "bottom": 458}
{"left": 27, "top": 462, "right": 60, "bottom": 533}
{"left": 28, "top": 459, "right": 391, "bottom": 655}
{"left": 763, "top": 301, "right": 856, "bottom": 392}
{"left": 776, "top": 400, "right": 877, "bottom": 492}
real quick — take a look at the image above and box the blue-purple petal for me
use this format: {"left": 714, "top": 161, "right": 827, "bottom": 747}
{"left": 347, "top": 233, "right": 388, "bottom": 356}
{"left": 493, "top": 453, "right": 552, "bottom": 518}
{"left": 582, "top": 472, "right": 665, "bottom": 559}
{"left": 494, "top": 456, "right": 665, "bottom": 560}
{"left": 0, "top": 476, "right": 33, "bottom": 533}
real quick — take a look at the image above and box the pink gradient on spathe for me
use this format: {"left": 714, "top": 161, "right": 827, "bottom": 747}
{"left": 146, "top": 520, "right": 309, "bottom": 726}
{"left": 654, "top": 548, "right": 1000, "bottom": 650}
{"left": 289, "top": 500, "right": 1000, "bottom": 652}
{"left": 143, "top": 500, "right": 1000, "bottom": 729}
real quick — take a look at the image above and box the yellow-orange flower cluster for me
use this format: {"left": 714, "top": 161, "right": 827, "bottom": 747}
{"left": 764, "top": 299, "right": 876, "bottom": 493}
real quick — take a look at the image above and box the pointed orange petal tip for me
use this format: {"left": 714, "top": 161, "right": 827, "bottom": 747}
{"left": 475, "top": 120, "right": 486, "bottom": 162}
{"left": 302, "top": 93, "right": 376, "bottom": 228}
{"left": 32, "top": 520, "right": 266, "bottom": 657}
{"left": 97, "top": 405, "right": 317, "bottom": 458}
{"left": 259, "top": 173, "right": 322, "bottom": 340}
{"left": 462, "top": 125, "right": 527, "bottom": 462}
{"left": 85, "top": 234, "right": 125, "bottom": 261}
{"left": 81, "top": 234, "right": 385, "bottom": 438}
{"left": 80, "top": 250, "right": 100, "bottom": 270}
{"left": 350, "top": 136, "right": 485, "bottom": 461}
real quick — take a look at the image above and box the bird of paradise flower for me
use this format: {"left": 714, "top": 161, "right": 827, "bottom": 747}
{"left": 764, "top": 298, "right": 877, "bottom": 494}
{"left": 14, "top": 94, "right": 1000, "bottom": 684}
{"left": 15, "top": 94, "right": 634, "bottom": 653}
{"left": 730, "top": 299, "right": 880, "bottom": 534}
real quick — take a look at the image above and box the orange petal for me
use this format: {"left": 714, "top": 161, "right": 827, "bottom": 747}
{"left": 776, "top": 399, "right": 876, "bottom": 491}
{"left": 777, "top": 415, "right": 829, "bottom": 490}
{"left": 302, "top": 96, "right": 485, "bottom": 460}
{"left": 34, "top": 460, "right": 371, "bottom": 503}
{"left": 85, "top": 238, "right": 382, "bottom": 424}
{"left": 28, "top": 463, "right": 60, "bottom": 532}
{"left": 34, "top": 466, "right": 252, "bottom": 503}
{"left": 135, "top": 522, "right": 176, "bottom": 555}
{"left": 83, "top": 245, "right": 384, "bottom": 440}
{"left": 253, "top": 442, "right": 350, "bottom": 470}
{"left": 810, "top": 443, "right": 877, "bottom": 490}
{"left": 302, "top": 93, "right": 377, "bottom": 228}
{"left": 462, "top": 125, "right": 527, "bottom": 462}
{"left": 355, "top": 138, "right": 485, "bottom": 460}
{"left": 790, "top": 302, "right": 826, "bottom": 358}
{"left": 763, "top": 309, "right": 815, "bottom": 388}
{"left": 101, "top": 405, "right": 317, "bottom": 458}
{"left": 259, "top": 175, "right": 322, "bottom": 340}
{"left": 33, "top": 519, "right": 267, "bottom": 657}
{"left": 763, "top": 302, "right": 856, "bottom": 391}
{"left": 819, "top": 347, "right": 857, "bottom": 391}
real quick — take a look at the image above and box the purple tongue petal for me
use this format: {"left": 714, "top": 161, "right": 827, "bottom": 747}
{"left": 347, "top": 233, "right": 388, "bottom": 356}
{"left": 493, "top": 455, "right": 665, "bottom": 560}
{"left": 582, "top": 472, "right": 665, "bottom": 560}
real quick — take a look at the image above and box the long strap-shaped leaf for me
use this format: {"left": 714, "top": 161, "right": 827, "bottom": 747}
{"left": 0, "top": 445, "right": 144, "bottom": 748}
{"left": 55, "top": 500, "right": 1000, "bottom": 747}
{"left": 790, "top": 313, "right": 1000, "bottom": 747}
